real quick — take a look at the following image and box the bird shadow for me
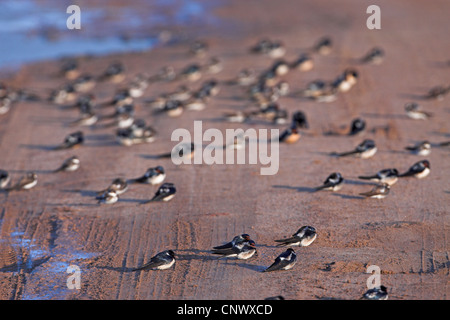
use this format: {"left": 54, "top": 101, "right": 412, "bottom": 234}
{"left": 232, "top": 261, "right": 266, "bottom": 272}
{"left": 61, "top": 189, "right": 99, "bottom": 197}
{"left": 331, "top": 193, "right": 365, "bottom": 200}
{"left": 272, "top": 185, "right": 316, "bottom": 193}
{"left": 7, "top": 169, "right": 55, "bottom": 174}
{"left": 397, "top": 93, "right": 428, "bottom": 100}
{"left": 19, "top": 144, "right": 57, "bottom": 151}
{"left": 361, "top": 112, "right": 409, "bottom": 120}
{"left": 344, "top": 179, "right": 375, "bottom": 186}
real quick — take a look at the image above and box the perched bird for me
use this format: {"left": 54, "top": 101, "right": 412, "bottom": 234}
{"left": 226, "top": 68, "right": 257, "bottom": 86}
{"left": 291, "top": 111, "right": 309, "bottom": 129}
{"left": 97, "top": 190, "right": 118, "bottom": 205}
{"left": 251, "top": 39, "right": 286, "bottom": 58}
{"left": 359, "top": 183, "right": 390, "bottom": 199}
{"left": 331, "top": 139, "right": 377, "bottom": 159}
{"left": 96, "top": 178, "right": 128, "bottom": 198}
{"left": 359, "top": 47, "right": 385, "bottom": 65}
{"left": 69, "top": 110, "right": 98, "bottom": 127}
{"left": 299, "top": 80, "right": 337, "bottom": 103}
{"left": 274, "top": 226, "right": 317, "bottom": 247}
{"left": 72, "top": 74, "right": 96, "bottom": 93}
{"left": 213, "top": 234, "right": 251, "bottom": 251}
{"left": 53, "top": 131, "right": 84, "bottom": 150}
{"left": 270, "top": 59, "right": 290, "bottom": 76}
{"left": 179, "top": 63, "right": 202, "bottom": 82}
{"left": 141, "top": 182, "right": 176, "bottom": 204}
{"left": 399, "top": 160, "right": 430, "bottom": 179}
{"left": 98, "top": 61, "right": 125, "bottom": 83}
{"left": 312, "top": 36, "right": 332, "bottom": 55}
{"left": 53, "top": 156, "right": 80, "bottom": 173}
{"left": 422, "top": 85, "right": 449, "bottom": 100}
{"left": 132, "top": 250, "right": 175, "bottom": 271}
{"left": 360, "top": 286, "right": 388, "bottom": 300}
{"left": 128, "top": 74, "right": 149, "bottom": 98}
{"left": 59, "top": 58, "right": 79, "bottom": 80}
{"left": 349, "top": 118, "right": 366, "bottom": 135}
{"left": 358, "top": 168, "right": 399, "bottom": 186}
{"left": 278, "top": 127, "right": 301, "bottom": 144}
{"left": 404, "top": 102, "right": 432, "bottom": 120}
{"left": 332, "top": 69, "right": 358, "bottom": 93}
{"left": 116, "top": 126, "right": 156, "bottom": 146}
{"left": 128, "top": 166, "right": 166, "bottom": 185}
{"left": 189, "top": 40, "right": 208, "bottom": 57}
{"left": 405, "top": 141, "right": 431, "bottom": 156}
{"left": 48, "top": 84, "right": 77, "bottom": 104}
{"left": 211, "top": 240, "right": 257, "bottom": 260}
{"left": 263, "top": 248, "right": 297, "bottom": 272}
{"left": 148, "top": 66, "right": 176, "bottom": 83}
{"left": 7, "top": 172, "right": 37, "bottom": 191}
{"left": 0, "top": 170, "right": 11, "bottom": 189}
{"left": 0, "top": 97, "right": 12, "bottom": 115}
{"left": 290, "top": 53, "right": 314, "bottom": 71}
{"left": 314, "top": 172, "right": 344, "bottom": 191}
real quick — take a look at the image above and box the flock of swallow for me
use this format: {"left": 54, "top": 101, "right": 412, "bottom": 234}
{"left": 0, "top": 33, "right": 449, "bottom": 301}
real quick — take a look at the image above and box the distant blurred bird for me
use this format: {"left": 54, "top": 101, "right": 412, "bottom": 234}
{"left": 422, "top": 85, "right": 449, "bottom": 100}
{"left": 97, "top": 61, "right": 125, "bottom": 83}
{"left": 53, "top": 156, "right": 80, "bottom": 173}
{"left": 0, "top": 170, "right": 11, "bottom": 189}
{"left": 404, "top": 102, "right": 432, "bottom": 120}
{"left": 7, "top": 172, "right": 37, "bottom": 191}
{"left": 358, "top": 168, "right": 399, "bottom": 186}
{"left": 405, "top": 141, "right": 431, "bottom": 156}
{"left": 331, "top": 139, "right": 377, "bottom": 159}
{"left": 97, "top": 190, "right": 118, "bottom": 205}
{"left": 128, "top": 166, "right": 166, "bottom": 185}
{"left": 312, "top": 36, "right": 332, "bottom": 55}
{"left": 359, "top": 183, "right": 390, "bottom": 199}
{"left": 96, "top": 178, "right": 128, "bottom": 198}
{"left": 53, "top": 131, "right": 84, "bottom": 150}
{"left": 359, "top": 47, "right": 385, "bottom": 65}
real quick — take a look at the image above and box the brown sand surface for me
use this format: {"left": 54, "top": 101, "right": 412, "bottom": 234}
{"left": 0, "top": 0, "right": 449, "bottom": 300}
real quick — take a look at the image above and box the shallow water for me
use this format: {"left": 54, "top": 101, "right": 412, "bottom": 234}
{"left": 0, "top": 0, "right": 220, "bottom": 70}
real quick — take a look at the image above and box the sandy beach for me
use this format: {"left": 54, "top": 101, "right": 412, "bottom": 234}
{"left": 0, "top": 0, "right": 449, "bottom": 300}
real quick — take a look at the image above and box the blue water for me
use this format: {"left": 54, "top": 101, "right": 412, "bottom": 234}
{"left": 0, "top": 0, "right": 219, "bottom": 70}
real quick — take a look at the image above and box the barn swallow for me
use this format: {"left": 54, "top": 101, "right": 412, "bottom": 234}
{"left": 270, "top": 60, "right": 290, "bottom": 76}
{"left": 102, "top": 89, "right": 134, "bottom": 108}
{"left": 274, "top": 226, "right": 317, "bottom": 247}
{"left": 199, "top": 79, "right": 220, "bottom": 97}
{"left": 278, "top": 127, "right": 301, "bottom": 143}
{"left": 360, "top": 286, "right": 388, "bottom": 300}
{"left": 98, "top": 61, "right": 125, "bottom": 83}
{"left": 128, "top": 166, "right": 166, "bottom": 185}
{"left": 96, "top": 178, "right": 128, "bottom": 198}
{"left": 0, "top": 97, "right": 12, "bottom": 115}
{"left": 53, "top": 131, "right": 84, "bottom": 150}
{"left": 358, "top": 168, "right": 399, "bottom": 186}
{"left": 331, "top": 139, "right": 377, "bottom": 159}
{"left": 312, "top": 36, "right": 332, "bottom": 55}
{"left": 399, "top": 160, "right": 430, "bottom": 179}
{"left": 149, "top": 66, "right": 176, "bottom": 83}
{"left": 7, "top": 172, "right": 37, "bottom": 191}
{"left": 157, "top": 142, "right": 196, "bottom": 160}
{"left": 404, "top": 102, "right": 432, "bottom": 120}
{"left": 69, "top": 110, "right": 98, "bottom": 127}
{"left": 159, "top": 100, "right": 185, "bottom": 117}
{"left": 272, "top": 108, "right": 289, "bottom": 124}
{"left": 423, "top": 85, "right": 449, "bottom": 100}
{"left": 97, "top": 190, "right": 118, "bottom": 204}
{"left": 405, "top": 140, "right": 431, "bottom": 156}
{"left": 72, "top": 74, "right": 96, "bottom": 93}
{"left": 179, "top": 63, "right": 202, "bottom": 82}
{"left": 299, "top": 80, "right": 335, "bottom": 100}
{"left": 314, "top": 172, "right": 344, "bottom": 191}
{"left": 290, "top": 54, "right": 314, "bottom": 71}
{"left": 349, "top": 118, "right": 366, "bottom": 135}
{"left": 0, "top": 170, "right": 11, "bottom": 189}
{"left": 252, "top": 39, "right": 286, "bottom": 58}
{"left": 59, "top": 58, "right": 79, "bottom": 80}
{"left": 227, "top": 68, "right": 257, "bottom": 86}
{"left": 359, "top": 47, "right": 385, "bottom": 65}
{"left": 359, "top": 183, "right": 390, "bottom": 199}
{"left": 141, "top": 182, "right": 176, "bottom": 204}
{"left": 132, "top": 250, "right": 175, "bottom": 271}
{"left": 223, "top": 110, "right": 250, "bottom": 123}
{"left": 128, "top": 74, "right": 149, "bottom": 98}
{"left": 211, "top": 240, "right": 257, "bottom": 260}
{"left": 189, "top": 40, "right": 208, "bottom": 57}
{"left": 213, "top": 234, "right": 251, "bottom": 251}
{"left": 332, "top": 69, "right": 358, "bottom": 92}
{"left": 203, "top": 56, "right": 223, "bottom": 74}
{"left": 263, "top": 248, "right": 297, "bottom": 272}
{"left": 48, "top": 84, "right": 77, "bottom": 104}
{"left": 291, "top": 111, "right": 309, "bottom": 129}
{"left": 185, "top": 92, "right": 209, "bottom": 111}
{"left": 53, "top": 156, "right": 80, "bottom": 173}
{"left": 223, "top": 134, "right": 246, "bottom": 150}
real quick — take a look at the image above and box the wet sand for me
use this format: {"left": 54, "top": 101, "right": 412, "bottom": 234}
{"left": 0, "top": 0, "right": 449, "bottom": 300}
